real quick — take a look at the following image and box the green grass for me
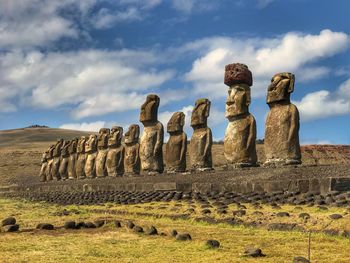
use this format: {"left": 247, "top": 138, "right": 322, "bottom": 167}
{"left": 1, "top": 198, "right": 350, "bottom": 262}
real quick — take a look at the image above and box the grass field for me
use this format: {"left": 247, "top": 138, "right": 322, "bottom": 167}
{"left": 1, "top": 198, "right": 350, "bottom": 263}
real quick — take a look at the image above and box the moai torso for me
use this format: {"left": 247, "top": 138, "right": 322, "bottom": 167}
{"left": 166, "top": 112, "right": 187, "bottom": 173}
{"left": 264, "top": 72, "right": 301, "bottom": 165}
{"left": 124, "top": 124, "right": 140, "bottom": 176}
{"left": 46, "top": 145, "right": 55, "bottom": 181}
{"left": 96, "top": 128, "right": 110, "bottom": 177}
{"left": 67, "top": 138, "right": 78, "bottom": 179}
{"left": 223, "top": 63, "right": 257, "bottom": 167}
{"left": 139, "top": 94, "right": 164, "bottom": 174}
{"left": 76, "top": 136, "right": 87, "bottom": 178}
{"left": 59, "top": 140, "right": 70, "bottom": 180}
{"left": 85, "top": 135, "right": 97, "bottom": 178}
{"left": 106, "top": 126, "right": 124, "bottom": 177}
{"left": 52, "top": 139, "right": 63, "bottom": 180}
{"left": 189, "top": 98, "right": 213, "bottom": 171}
{"left": 39, "top": 151, "right": 48, "bottom": 182}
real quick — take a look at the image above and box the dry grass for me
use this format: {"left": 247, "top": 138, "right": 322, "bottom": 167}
{"left": 1, "top": 198, "right": 350, "bottom": 262}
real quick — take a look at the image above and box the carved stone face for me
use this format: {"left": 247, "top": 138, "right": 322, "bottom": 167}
{"left": 226, "top": 86, "right": 250, "bottom": 118}
{"left": 108, "top": 126, "right": 123, "bottom": 147}
{"left": 77, "top": 136, "right": 87, "bottom": 153}
{"left": 124, "top": 124, "right": 140, "bottom": 144}
{"left": 85, "top": 135, "right": 97, "bottom": 153}
{"left": 167, "top": 112, "right": 185, "bottom": 133}
{"left": 191, "top": 98, "right": 210, "bottom": 128}
{"left": 224, "top": 63, "right": 252, "bottom": 87}
{"left": 140, "top": 94, "right": 160, "bottom": 123}
{"left": 61, "top": 140, "right": 70, "bottom": 156}
{"left": 267, "top": 72, "right": 295, "bottom": 104}
{"left": 69, "top": 138, "right": 78, "bottom": 154}
{"left": 47, "top": 145, "right": 55, "bottom": 158}
{"left": 98, "top": 128, "right": 110, "bottom": 148}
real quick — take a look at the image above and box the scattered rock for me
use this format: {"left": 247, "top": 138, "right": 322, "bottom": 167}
{"left": 329, "top": 214, "right": 343, "bottom": 220}
{"left": 171, "top": 229, "right": 178, "bottom": 237}
{"left": 323, "top": 229, "right": 339, "bottom": 236}
{"left": 2, "top": 217, "right": 16, "bottom": 226}
{"left": 201, "top": 209, "right": 211, "bottom": 214}
{"left": 64, "top": 221, "right": 76, "bottom": 229}
{"left": 3, "top": 224, "right": 19, "bottom": 232}
{"left": 233, "top": 210, "right": 246, "bottom": 217}
{"left": 252, "top": 211, "right": 263, "bottom": 216}
{"left": 342, "top": 230, "right": 350, "bottom": 238}
{"left": 37, "top": 223, "right": 54, "bottom": 230}
{"left": 299, "top": 213, "right": 310, "bottom": 219}
{"left": 146, "top": 226, "right": 158, "bottom": 235}
{"left": 126, "top": 221, "right": 135, "bottom": 229}
{"left": 84, "top": 222, "right": 97, "bottom": 228}
{"left": 268, "top": 223, "right": 297, "bottom": 231}
{"left": 243, "top": 248, "right": 265, "bottom": 257}
{"left": 176, "top": 233, "right": 192, "bottom": 241}
{"left": 206, "top": 240, "right": 220, "bottom": 248}
{"left": 276, "top": 212, "right": 290, "bottom": 217}
{"left": 293, "top": 256, "right": 310, "bottom": 263}
{"left": 114, "top": 220, "right": 122, "bottom": 228}
{"left": 94, "top": 220, "right": 105, "bottom": 228}
{"left": 133, "top": 226, "right": 144, "bottom": 233}
{"left": 76, "top": 222, "right": 86, "bottom": 229}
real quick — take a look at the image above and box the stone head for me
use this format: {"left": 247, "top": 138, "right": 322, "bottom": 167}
{"left": 108, "top": 126, "right": 123, "bottom": 147}
{"left": 191, "top": 98, "right": 211, "bottom": 128}
{"left": 98, "top": 128, "right": 110, "bottom": 148}
{"left": 140, "top": 94, "right": 160, "bottom": 123}
{"left": 61, "top": 140, "right": 70, "bottom": 156}
{"left": 267, "top": 72, "right": 295, "bottom": 105}
{"left": 224, "top": 63, "right": 253, "bottom": 87}
{"left": 167, "top": 112, "right": 185, "bottom": 134}
{"left": 226, "top": 86, "right": 250, "bottom": 119}
{"left": 85, "top": 134, "right": 97, "bottom": 153}
{"left": 42, "top": 151, "right": 49, "bottom": 162}
{"left": 69, "top": 138, "right": 78, "bottom": 154}
{"left": 47, "top": 144, "right": 55, "bottom": 158}
{"left": 124, "top": 124, "right": 140, "bottom": 144}
{"left": 77, "top": 136, "right": 87, "bottom": 153}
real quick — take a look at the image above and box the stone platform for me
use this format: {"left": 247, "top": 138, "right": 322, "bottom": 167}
{"left": 3, "top": 165, "right": 350, "bottom": 195}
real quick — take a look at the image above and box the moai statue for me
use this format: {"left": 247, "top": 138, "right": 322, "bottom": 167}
{"left": 59, "top": 140, "right": 70, "bottom": 180}
{"left": 106, "top": 126, "right": 124, "bottom": 177}
{"left": 189, "top": 98, "right": 213, "bottom": 171}
{"left": 39, "top": 151, "right": 48, "bottom": 182}
{"left": 67, "top": 138, "right": 78, "bottom": 179}
{"left": 223, "top": 63, "right": 257, "bottom": 167}
{"left": 264, "top": 72, "right": 301, "bottom": 165}
{"left": 45, "top": 144, "right": 55, "bottom": 181}
{"left": 84, "top": 134, "right": 98, "bottom": 178}
{"left": 139, "top": 94, "right": 164, "bottom": 175}
{"left": 96, "top": 128, "right": 110, "bottom": 177}
{"left": 52, "top": 139, "right": 63, "bottom": 180}
{"left": 124, "top": 124, "right": 140, "bottom": 176}
{"left": 76, "top": 136, "right": 87, "bottom": 179}
{"left": 166, "top": 112, "right": 187, "bottom": 173}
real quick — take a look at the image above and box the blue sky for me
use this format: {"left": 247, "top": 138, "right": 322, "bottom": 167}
{"left": 0, "top": 0, "right": 349, "bottom": 144}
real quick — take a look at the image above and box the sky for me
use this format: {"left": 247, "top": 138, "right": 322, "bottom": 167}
{"left": 0, "top": 0, "right": 349, "bottom": 144}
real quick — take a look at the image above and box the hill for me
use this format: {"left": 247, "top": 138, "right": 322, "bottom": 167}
{"left": 0, "top": 127, "right": 350, "bottom": 186}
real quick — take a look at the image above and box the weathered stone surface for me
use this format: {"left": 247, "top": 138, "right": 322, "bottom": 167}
{"left": 224, "top": 63, "right": 253, "bottom": 87}
{"left": 293, "top": 256, "right": 310, "bottom": 263}
{"left": 52, "top": 139, "right": 63, "bottom": 180}
{"left": 166, "top": 112, "right": 187, "bottom": 173}
{"left": 140, "top": 94, "right": 164, "bottom": 174}
{"left": 59, "top": 140, "right": 70, "bottom": 180}
{"left": 124, "top": 124, "right": 140, "bottom": 176}
{"left": 189, "top": 98, "right": 213, "bottom": 171}
{"left": 76, "top": 136, "right": 87, "bottom": 179}
{"left": 84, "top": 135, "right": 97, "bottom": 179}
{"left": 106, "top": 126, "right": 124, "bottom": 177}
{"left": 243, "top": 248, "right": 265, "bottom": 257}
{"left": 45, "top": 145, "right": 55, "bottom": 181}
{"left": 2, "top": 217, "right": 16, "bottom": 226}
{"left": 67, "top": 138, "right": 78, "bottom": 179}
{"left": 39, "top": 151, "right": 48, "bottom": 182}
{"left": 206, "top": 240, "right": 220, "bottom": 248}
{"left": 265, "top": 72, "right": 301, "bottom": 166}
{"left": 3, "top": 224, "right": 19, "bottom": 232}
{"left": 176, "top": 233, "right": 192, "bottom": 241}
{"left": 96, "top": 128, "right": 110, "bottom": 178}
{"left": 224, "top": 63, "right": 257, "bottom": 167}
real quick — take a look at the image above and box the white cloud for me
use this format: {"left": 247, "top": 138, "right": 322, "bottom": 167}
{"left": 92, "top": 7, "right": 142, "bottom": 29}
{"left": 0, "top": 49, "right": 175, "bottom": 118}
{"left": 59, "top": 121, "right": 106, "bottom": 132}
{"left": 256, "top": 0, "right": 275, "bottom": 8}
{"left": 294, "top": 79, "right": 350, "bottom": 121}
{"left": 183, "top": 30, "right": 350, "bottom": 99}
{"left": 170, "top": 0, "right": 217, "bottom": 14}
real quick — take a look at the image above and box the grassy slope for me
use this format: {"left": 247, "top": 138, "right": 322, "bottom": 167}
{"left": 1, "top": 198, "right": 350, "bottom": 262}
